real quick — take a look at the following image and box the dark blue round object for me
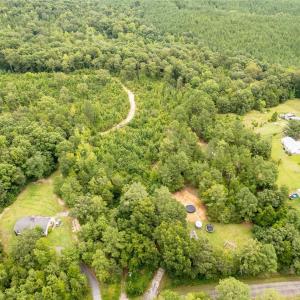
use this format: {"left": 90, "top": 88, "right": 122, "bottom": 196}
{"left": 186, "top": 204, "right": 196, "bottom": 213}
{"left": 206, "top": 224, "right": 214, "bottom": 233}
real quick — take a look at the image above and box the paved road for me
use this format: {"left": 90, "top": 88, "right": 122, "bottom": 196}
{"left": 144, "top": 268, "right": 165, "bottom": 300}
{"left": 209, "top": 281, "right": 300, "bottom": 299}
{"left": 250, "top": 281, "right": 300, "bottom": 297}
{"left": 80, "top": 263, "right": 102, "bottom": 300}
{"left": 101, "top": 84, "right": 136, "bottom": 135}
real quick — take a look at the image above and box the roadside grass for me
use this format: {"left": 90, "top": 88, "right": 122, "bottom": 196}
{"left": 161, "top": 273, "right": 300, "bottom": 296}
{"left": 0, "top": 172, "right": 74, "bottom": 252}
{"left": 101, "top": 282, "right": 121, "bottom": 300}
{"left": 125, "top": 268, "right": 154, "bottom": 299}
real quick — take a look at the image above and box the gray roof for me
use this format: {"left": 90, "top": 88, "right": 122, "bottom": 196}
{"left": 14, "top": 216, "right": 53, "bottom": 235}
{"left": 282, "top": 137, "right": 300, "bottom": 154}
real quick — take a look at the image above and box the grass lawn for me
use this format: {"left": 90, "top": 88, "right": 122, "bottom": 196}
{"left": 191, "top": 221, "right": 253, "bottom": 251}
{"left": 174, "top": 187, "right": 253, "bottom": 250}
{"left": 0, "top": 172, "right": 74, "bottom": 252}
{"left": 243, "top": 99, "right": 300, "bottom": 211}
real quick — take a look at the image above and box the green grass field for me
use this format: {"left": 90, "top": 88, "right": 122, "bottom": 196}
{"left": 0, "top": 172, "right": 74, "bottom": 252}
{"left": 243, "top": 99, "right": 300, "bottom": 210}
{"left": 191, "top": 221, "right": 253, "bottom": 251}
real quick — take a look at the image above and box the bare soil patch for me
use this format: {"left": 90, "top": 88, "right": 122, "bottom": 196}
{"left": 35, "top": 178, "right": 52, "bottom": 184}
{"left": 173, "top": 187, "right": 207, "bottom": 222}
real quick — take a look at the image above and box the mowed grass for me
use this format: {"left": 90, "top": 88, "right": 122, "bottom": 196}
{"left": 243, "top": 99, "right": 300, "bottom": 210}
{"left": 0, "top": 172, "right": 74, "bottom": 252}
{"left": 192, "top": 221, "right": 253, "bottom": 250}
{"left": 245, "top": 99, "right": 300, "bottom": 196}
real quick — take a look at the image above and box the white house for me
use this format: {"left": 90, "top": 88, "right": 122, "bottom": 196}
{"left": 282, "top": 137, "right": 300, "bottom": 155}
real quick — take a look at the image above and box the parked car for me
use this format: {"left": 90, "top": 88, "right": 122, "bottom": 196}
{"left": 289, "top": 193, "right": 300, "bottom": 200}
{"left": 55, "top": 219, "right": 62, "bottom": 227}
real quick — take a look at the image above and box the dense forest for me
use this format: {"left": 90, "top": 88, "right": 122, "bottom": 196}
{"left": 140, "top": 0, "right": 300, "bottom": 67}
{"left": 0, "top": 0, "right": 300, "bottom": 299}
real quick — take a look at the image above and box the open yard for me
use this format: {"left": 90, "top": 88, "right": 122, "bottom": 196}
{"left": 195, "top": 222, "right": 252, "bottom": 250}
{"left": 243, "top": 99, "right": 300, "bottom": 210}
{"left": 173, "top": 187, "right": 253, "bottom": 250}
{"left": 173, "top": 187, "right": 207, "bottom": 222}
{"left": 0, "top": 172, "right": 74, "bottom": 252}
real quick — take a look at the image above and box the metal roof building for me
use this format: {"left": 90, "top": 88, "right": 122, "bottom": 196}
{"left": 282, "top": 137, "right": 300, "bottom": 155}
{"left": 14, "top": 216, "right": 55, "bottom": 236}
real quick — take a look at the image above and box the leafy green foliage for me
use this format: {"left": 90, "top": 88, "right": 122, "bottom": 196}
{"left": 2, "top": 229, "right": 87, "bottom": 299}
{"left": 216, "top": 277, "right": 250, "bottom": 300}
{"left": 140, "top": 0, "right": 300, "bottom": 67}
{"left": 285, "top": 120, "right": 300, "bottom": 140}
{"left": 0, "top": 0, "right": 299, "bottom": 293}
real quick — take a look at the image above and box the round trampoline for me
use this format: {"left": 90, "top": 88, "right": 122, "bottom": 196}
{"left": 206, "top": 224, "right": 214, "bottom": 233}
{"left": 186, "top": 204, "right": 196, "bottom": 213}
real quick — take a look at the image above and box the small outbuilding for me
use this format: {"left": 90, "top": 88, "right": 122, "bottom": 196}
{"left": 280, "top": 113, "right": 295, "bottom": 120}
{"left": 206, "top": 224, "right": 214, "bottom": 233}
{"left": 186, "top": 204, "right": 196, "bottom": 213}
{"left": 14, "top": 216, "right": 55, "bottom": 236}
{"left": 282, "top": 137, "right": 300, "bottom": 155}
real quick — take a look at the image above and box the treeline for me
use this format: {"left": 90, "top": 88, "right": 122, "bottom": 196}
{"left": 0, "top": 0, "right": 297, "bottom": 114}
{"left": 53, "top": 78, "right": 298, "bottom": 296}
{"left": 0, "top": 0, "right": 299, "bottom": 298}
{"left": 140, "top": 0, "right": 300, "bottom": 67}
{"left": 0, "top": 71, "right": 127, "bottom": 208}
{"left": 0, "top": 229, "right": 87, "bottom": 299}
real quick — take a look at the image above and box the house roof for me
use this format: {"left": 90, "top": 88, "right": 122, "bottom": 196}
{"left": 14, "top": 216, "right": 53, "bottom": 235}
{"left": 282, "top": 137, "right": 300, "bottom": 154}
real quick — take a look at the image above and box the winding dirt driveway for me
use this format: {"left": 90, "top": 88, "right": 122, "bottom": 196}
{"left": 81, "top": 84, "right": 135, "bottom": 300}
{"left": 80, "top": 264, "right": 102, "bottom": 300}
{"left": 101, "top": 84, "right": 136, "bottom": 135}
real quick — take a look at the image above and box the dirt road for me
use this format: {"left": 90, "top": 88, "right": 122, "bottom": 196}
{"left": 144, "top": 268, "right": 165, "bottom": 300}
{"left": 101, "top": 84, "right": 135, "bottom": 135}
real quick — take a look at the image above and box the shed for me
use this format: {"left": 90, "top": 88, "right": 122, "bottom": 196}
{"left": 14, "top": 216, "right": 55, "bottom": 236}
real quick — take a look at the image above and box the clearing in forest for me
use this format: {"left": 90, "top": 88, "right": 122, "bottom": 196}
{"left": 0, "top": 172, "right": 74, "bottom": 252}
{"left": 243, "top": 99, "right": 300, "bottom": 211}
{"left": 173, "top": 187, "right": 207, "bottom": 222}
{"left": 174, "top": 187, "right": 253, "bottom": 250}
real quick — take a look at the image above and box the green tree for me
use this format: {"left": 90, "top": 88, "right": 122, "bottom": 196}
{"left": 216, "top": 277, "right": 250, "bottom": 300}
{"left": 239, "top": 240, "right": 277, "bottom": 276}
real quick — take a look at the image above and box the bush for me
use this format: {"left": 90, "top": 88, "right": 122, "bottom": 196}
{"left": 125, "top": 269, "right": 154, "bottom": 297}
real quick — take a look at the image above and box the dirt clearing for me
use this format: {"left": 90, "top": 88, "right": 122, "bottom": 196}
{"left": 173, "top": 187, "right": 207, "bottom": 222}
